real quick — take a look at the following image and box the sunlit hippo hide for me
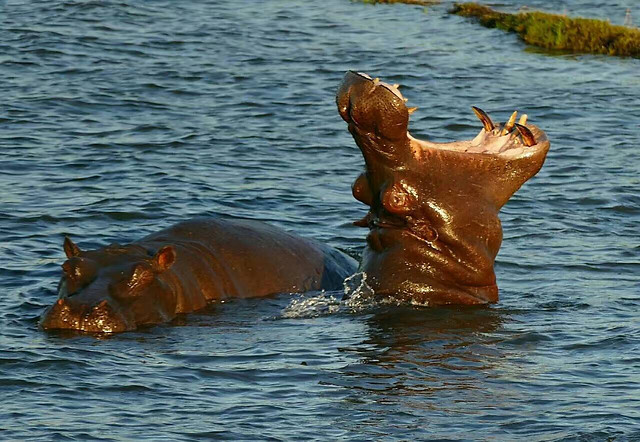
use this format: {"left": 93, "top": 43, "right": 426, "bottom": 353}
{"left": 337, "top": 71, "right": 550, "bottom": 305}
{"left": 40, "top": 217, "right": 357, "bottom": 333}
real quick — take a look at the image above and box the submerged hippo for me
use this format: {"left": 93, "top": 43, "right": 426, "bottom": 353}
{"left": 337, "top": 71, "right": 550, "bottom": 305}
{"left": 40, "top": 217, "right": 357, "bottom": 332}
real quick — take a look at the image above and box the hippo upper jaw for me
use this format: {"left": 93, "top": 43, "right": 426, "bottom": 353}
{"left": 338, "top": 71, "right": 550, "bottom": 208}
{"left": 337, "top": 71, "right": 550, "bottom": 305}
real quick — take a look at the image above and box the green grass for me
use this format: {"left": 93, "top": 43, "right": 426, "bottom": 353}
{"left": 450, "top": 3, "right": 640, "bottom": 57}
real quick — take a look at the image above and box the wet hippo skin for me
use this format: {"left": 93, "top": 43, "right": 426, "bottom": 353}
{"left": 337, "top": 71, "right": 550, "bottom": 305}
{"left": 40, "top": 217, "right": 357, "bottom": 332}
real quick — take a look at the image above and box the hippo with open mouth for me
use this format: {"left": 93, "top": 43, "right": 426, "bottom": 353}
{"left": 40, "top": 217, "right": 357, "bottom": 333}
{"left": 337, "top": 71, "right": 550, "bottom": 305}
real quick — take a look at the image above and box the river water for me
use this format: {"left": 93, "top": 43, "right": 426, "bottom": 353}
{"left": 1, "top": 0, "right": 639, "bottom": 440}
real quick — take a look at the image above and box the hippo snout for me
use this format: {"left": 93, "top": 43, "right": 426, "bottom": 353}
{"left": 336, "top": 71, "right": 409, "bottom": 141}
{"left": 40, "top": 297, "right": 133, "bottom": 333}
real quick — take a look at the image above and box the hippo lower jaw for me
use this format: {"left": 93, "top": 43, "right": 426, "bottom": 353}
{"left": 337, "top": 71, "right": 550, "bottom": 305}
{"left": 362, "top": 227, "right": 500, "bottom": 305}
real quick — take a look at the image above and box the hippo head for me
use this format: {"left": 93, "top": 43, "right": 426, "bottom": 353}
{"left": 337, "top": 71, "right": 550, "bottom": 305}
{"left": 40, "top": 237, "right": 178, "bottom": 333}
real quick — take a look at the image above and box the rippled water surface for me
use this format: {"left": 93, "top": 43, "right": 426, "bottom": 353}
{"left": 1, "top": 0, "right": 639, "bottom": 439}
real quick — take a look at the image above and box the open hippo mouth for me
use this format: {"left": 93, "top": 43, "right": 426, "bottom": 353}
{"left": 337, "top": 71, "right": 550, "bottom": 305}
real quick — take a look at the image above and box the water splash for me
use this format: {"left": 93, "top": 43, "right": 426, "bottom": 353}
{"left": 342, "top": 272, "right": 379, "bottom": 311}
{"left": 282, "top": 273, "right": 411, "bottom": 319}
{"left": 280, "top": 291, "right": 341, "bottom": 319}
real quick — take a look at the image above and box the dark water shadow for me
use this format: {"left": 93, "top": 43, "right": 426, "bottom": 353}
{"left": 329, "top": 305, "right": 508, "bottom": 404}
{"left": 361, "top": 305, "right": 504, "bottom": 369}
{"left": 522, "top": 45, "right": 602, "bottom": 60}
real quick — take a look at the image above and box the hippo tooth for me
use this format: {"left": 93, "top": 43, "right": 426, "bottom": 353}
{"left": 501, "top": 111, "right": 518, "bottom": 136}
{"left": 518, "top": 114, "right": 528, "bottom": 125}
{"left": 393, "top": 84, "right": 400, "bottom": 89}
{"left": 514, "top": 123, "right": 536, "bottom": 146}
{"left": 373, "top": 77, "right": 381, "bottom": 86}
{"left": 407, "top": 107, "right": 418, "bottom": 115}
{"left": 471, "top": 106, "right": 495, "bottom": 132}
{"left": 403, "top": 98, "right": 408, "bottom": 103}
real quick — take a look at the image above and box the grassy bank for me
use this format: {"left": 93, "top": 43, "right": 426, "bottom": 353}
{"left": 450, "top": 3, "right": 640, "bottom": 57}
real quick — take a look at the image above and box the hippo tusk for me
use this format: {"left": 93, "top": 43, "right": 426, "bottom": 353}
{"left": 471, "top": 106, "right": 495, "bottom": 132}
{"left": 514, "top": 123, "right": 536, "bottom": 146}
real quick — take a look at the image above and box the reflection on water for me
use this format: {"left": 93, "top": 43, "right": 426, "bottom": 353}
{"left": 336, "top": 307, "right": 505, "bottom": 399}
{"left": 311, "top": 306, "right": 511, "bottom": 438}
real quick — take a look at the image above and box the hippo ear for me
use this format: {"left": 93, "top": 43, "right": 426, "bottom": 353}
{"left": 153, "top": 246, "right": 176, "bottom": 272}
{"left": 63, "top": 236, "right": 81, "bottom": 258}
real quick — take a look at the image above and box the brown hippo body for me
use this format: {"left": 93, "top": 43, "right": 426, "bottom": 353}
{"left": 337, "top": 71, "right": 550, "bottom": 305}
{"left": 40, "top": 217, "right": 357, "bottom": 332}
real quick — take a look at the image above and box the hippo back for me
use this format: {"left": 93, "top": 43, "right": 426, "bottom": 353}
{"left": 137, "top": 217, "right": 355, "bottom": 309}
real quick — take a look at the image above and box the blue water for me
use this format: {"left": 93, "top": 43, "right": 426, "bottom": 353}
{"left": 1, "top": 0, "right": 639, "bottom": 439}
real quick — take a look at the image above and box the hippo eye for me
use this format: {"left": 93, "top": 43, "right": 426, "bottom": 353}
{"left": 62, "top": 260, "right": 83, "bottom": 280}
{"left": 122, "top": 264, "right": 153, "bottom": 295}
{"left": 62, "top": 262, "right": 73, "bottom": 277}
{"left": 110, "top": 264, "right": 153, "bottom": 299}
{"left": 126, "top": 264, "right": 154, "bottom": 292}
